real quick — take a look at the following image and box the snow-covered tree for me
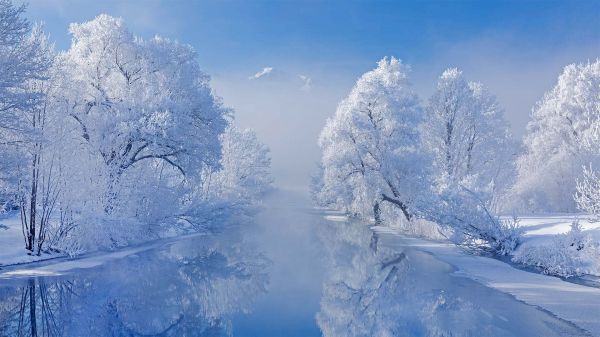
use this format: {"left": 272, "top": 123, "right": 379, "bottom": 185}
{"left": 210, "top": 126, "right": 272, "bottom": 204}
{"left": 0, "top": 0, "right": 54, "bottom": 254}
{"left": 576, "top": 165, "right": 600, "bottom": 216}
{"left": 317, "top": 57, "right": 429, "bottom": 224}
{"left": 315, "top": 59, "right": 516, "bottom": 253}
{"left": 420, "top": 68, "right": 519, "bottom": 252}
{"left": 16, "top": 28, "right": 55, "bottom": 255}
{"left": 422, "top": 68, "right": 514, "bottom": 206}
{"left": 572, "top": 61, "right": 600, "bottom": 215}
{"left": 514, "top": 59, "right": 600, "bottom": 213}
{"left": 181, "top": 125, "right": 273, "bottom": 227}
{"left": 41, "top": 15, "right": 230, "bottom": 248}
{"left": 0, "top": 1, "right": 51, "bottom": 210}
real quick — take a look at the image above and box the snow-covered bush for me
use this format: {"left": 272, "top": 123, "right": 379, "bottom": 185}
{"left": 512, "top": 221, "right": 600, "bottom": 277}
{"left": 426, "top": 186, "right": 521, "bottom": 255}
{"left": 386, "top": 216, "right": 447, "bottom": 241}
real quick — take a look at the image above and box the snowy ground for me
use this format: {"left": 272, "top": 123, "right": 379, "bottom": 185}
{"left": 0, "top": 231, "right": 207, "bottom": 278}
{"left": 373, "top": 224, "right": 600, "bottom": 336}
{"left": 0, "top": 211, "right": 206, "bottom": 269}
{"left": 515, "top": 214, "right": 600, "bottom": 236}
{"left": 0, "top": 211, "right": 63, "bottom": 266}
{"left": 510, "top": 214, "right": 600, "bottom": 277}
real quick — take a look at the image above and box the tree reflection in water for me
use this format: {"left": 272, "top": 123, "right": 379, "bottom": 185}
{"left": 0, "top": 215, "right": 591, "bottom": 337}
{"left": 0, "top": 228, "right": 269, "bottom": 337}
{"left": 316, "top": 219, "right": 588, "bottom": 337}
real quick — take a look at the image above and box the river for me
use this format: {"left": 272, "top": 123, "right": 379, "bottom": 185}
{"left": 0, "top": 190, "right": 589, "bottom": 336}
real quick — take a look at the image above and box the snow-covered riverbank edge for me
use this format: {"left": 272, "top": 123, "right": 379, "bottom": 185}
{"left": 0, "top": 209, "right": 212, "bottom": 275}
{"left": 372, "top": 225, "right": 600, "bottom": 336}
{"left": 0, "top": 230, "right": 209, "bottom": 278}
{"left": 0, "top": 211, "right": 59, "bottom": 267}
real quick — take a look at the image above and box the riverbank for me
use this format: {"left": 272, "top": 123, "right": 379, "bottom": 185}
{"left": 373, "top": 225, "right": 600, "bottom": 336}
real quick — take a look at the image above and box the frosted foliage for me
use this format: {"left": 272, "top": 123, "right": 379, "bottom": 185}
{"left": 0, "top": 13, "right": 270, "bottom": 253}
{"left": 512, "top": 222, "right": 600, "bottom": 277}
{"left": 211, "top": 126, "right": 272, "bottom": 202}
{"left": 318, "top": 57, "right": 428, "bottom": 221}
{"left": 44, "top": 15, "right": 230, "bottom": 248}
{"left": 315, "top": 58, "right": 518, "bottom": 254}
{"left": 0, "top": 1, "right": 51, "bottom": 204}
{"left": 422, "top": 68, "right": 514, "bottom": 211}
{"left": 575, "top": 165, "right": 600, "bottom": 215}
{"left": 514, "top": 59, "right": 600, "bottom": 212}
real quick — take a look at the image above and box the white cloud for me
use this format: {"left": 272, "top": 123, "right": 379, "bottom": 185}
{"left": 249, "top": 67, "right": 274, "bottom": 80}
{"left": 299, "top": 74, "right": 312, "bottom": 91}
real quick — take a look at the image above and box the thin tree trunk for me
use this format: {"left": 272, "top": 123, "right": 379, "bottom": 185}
{"left": 28, "top": 151, "right": 38, "bottom": 252}
{"left": 373, "top": 201, "right": 382, "bottom": 225}
{"left": 445, "top": 121, "right": 453, "bottom": 177}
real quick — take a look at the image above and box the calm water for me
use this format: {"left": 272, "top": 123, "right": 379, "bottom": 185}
{"left": 0, "top": 191, "right": 590, "bottom": 337}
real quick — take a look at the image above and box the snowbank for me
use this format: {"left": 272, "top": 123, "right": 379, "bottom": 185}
{"left": 373, "top": 225, "right": 600, "bottom": 336}
{"left": 0, "top": 212, "right": 61, "bottom": 266}
{"left": 512, "top": 214, "right": 600, "bottom": 277}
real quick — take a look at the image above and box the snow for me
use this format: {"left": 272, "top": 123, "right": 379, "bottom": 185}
{"left": 0, "top": 212, "right": 60, "bottom": 266}
{"left": 513, "top": 214, "right": 600, "bottom": 235}
{"left": 510, "top": 214, "right": 600, "bottom": 277}
{"left": 323, "top": 214, "right": 348, "bottom": 222}
{"left": 373, "top": 224, "right": 600, "bottom": 336}
{"left": 0, "top": 209, "right": 213, "bottom": 276}
{"left": 0, "top": 222, "right": 206, "bottom": 279}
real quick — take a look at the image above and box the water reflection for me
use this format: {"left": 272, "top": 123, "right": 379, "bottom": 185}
{"left": 0, "top": 229, "right": 269, "bottom": 337}
{"left": 316, "top": 218, "right": 589, "bottom": 337}
{"left": 0, "top": 202, "right": 593, "bottom": 337}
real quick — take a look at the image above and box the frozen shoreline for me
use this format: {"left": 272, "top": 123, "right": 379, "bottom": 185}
{"left": 0, "top": 210, "right": 207, "bottom": 278}
{"left": 373, "top": 225, "right": 600, "bottom": 336}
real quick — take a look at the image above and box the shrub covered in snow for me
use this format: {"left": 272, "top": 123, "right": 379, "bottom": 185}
{"left": 512, "top": 221, "right": 600, "bottom": 277}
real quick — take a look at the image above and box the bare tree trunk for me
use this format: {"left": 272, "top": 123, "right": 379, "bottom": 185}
{"left": 445, "top": 121, "right": 453, "bottom": 177}
{"left": 28, "top": 151, "right": 38, "bottom": 253}
{"left": 381, "top": 193, "right": 411, "bottom": 221}
{"left": 373, "top": 201, "right": 382, "bottom": 225}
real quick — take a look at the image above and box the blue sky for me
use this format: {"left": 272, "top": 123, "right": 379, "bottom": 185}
{"left": 21, "top": 0, "right": 600, "bottom": 190}
{"left": 24, "top": 1, "right": 600, "bottom": 70}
